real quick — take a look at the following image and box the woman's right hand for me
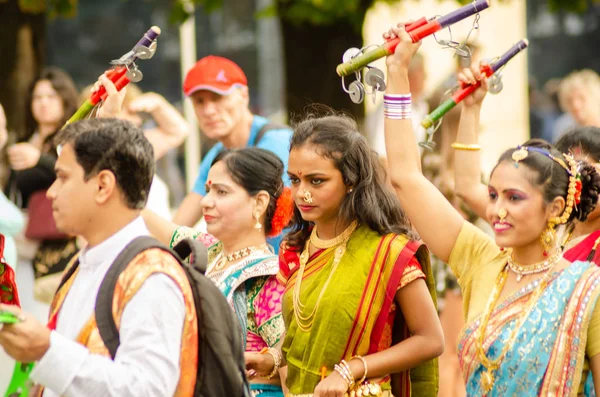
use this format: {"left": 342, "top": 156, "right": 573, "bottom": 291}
{"left": 458, "top": 62, "right": 490, "bottom": 108}
{"left": 92, "top": 72, "right": 127, "bottom": 118}
{"left": 384, "top": 23, "right": 422, "bottom": 74}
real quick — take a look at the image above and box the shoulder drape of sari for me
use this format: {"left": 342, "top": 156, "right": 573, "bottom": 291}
{"left": 170, "top": 226, "right": 285, "bottom": 351}
{"left": 564, "top": 230, "right": 600, "bottom": 263}
{"left": 458, "top": 261, "right": 600, "bottom": 396}
{"left": 280, "top": 226, "right": 438, "bottom": 396}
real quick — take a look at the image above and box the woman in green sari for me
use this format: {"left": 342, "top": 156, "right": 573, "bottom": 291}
{"left": 278, "top": 113, "right": 444, "bottom": 397}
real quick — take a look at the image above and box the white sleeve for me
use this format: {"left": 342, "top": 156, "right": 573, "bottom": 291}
{"left": 31, "top": 273, "right": 186, "bottom": 397}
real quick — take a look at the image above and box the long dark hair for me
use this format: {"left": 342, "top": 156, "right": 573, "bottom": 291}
{"left": 212, "top": 147, "right": 285, "bottom": 236}
{"left": 24, "top": 67, "right": 79, "bottom": 149}
{"left": 285, "top": 113, "right": 415, "bottom": 249}
{"left": 495, "top": 138, "right": 600, "bottom": 223}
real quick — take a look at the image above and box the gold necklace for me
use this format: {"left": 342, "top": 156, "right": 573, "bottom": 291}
{"left": 310, "top": 221, "right": 359, "bottom": 249}
{"left": 214, "top": 244, "right": 270, "bottom": 270}
{"left": 476, "top": 262, "right": 558, "bottom": 393}
{"left": 506, "top": 250, "right": 561, "bottom": 282}
{"left": 293, "top": 223, "right": 358, "bottom": 332}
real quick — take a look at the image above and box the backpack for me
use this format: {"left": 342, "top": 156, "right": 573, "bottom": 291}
{"left": 56, "top": 236, "right": 250, "bottom": 397}
{"left": 251, "top": 122, "right": 288, "bottom": 147}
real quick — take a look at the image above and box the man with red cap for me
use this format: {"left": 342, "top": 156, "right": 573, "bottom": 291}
{"left": 173, "top": 56, "right": 292, "bottom": 228}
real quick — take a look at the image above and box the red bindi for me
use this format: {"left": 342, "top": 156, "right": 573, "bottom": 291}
{"left": 208, "top": 180, "right": 212, "bottom": 185}
{"left": 298, "top": 171, "right": 302, "bottom": 176}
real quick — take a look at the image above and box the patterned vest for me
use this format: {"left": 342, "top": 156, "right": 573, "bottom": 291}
{"left": 42, "top": 248, "right": 198, "bottom": 397}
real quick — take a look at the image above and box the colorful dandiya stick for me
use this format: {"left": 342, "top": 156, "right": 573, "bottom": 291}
{"left": 335, "top": 0, "right": 491, "bottom": 77}
{"left": 420, "top": 39, "right": 529, "bottom": 130}
{"left": 65, "top": 26, "right": 161, "bottom": 125}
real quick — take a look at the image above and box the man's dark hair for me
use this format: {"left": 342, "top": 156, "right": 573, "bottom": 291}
{"left": 55, "top": 118, "right": 154, "bottom": 209}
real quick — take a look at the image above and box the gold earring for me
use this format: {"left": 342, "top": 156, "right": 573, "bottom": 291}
{"left": 303, "top": 189, "right": 313, "bottom": 204}
{"left": 254, "top": 213, "right": 262, "bottom": 231}
{"left": 540, "top": 221, "right": 556, "bottom": 256}
{"left": 498, "top": 208, "right": 507, "bottom": 223}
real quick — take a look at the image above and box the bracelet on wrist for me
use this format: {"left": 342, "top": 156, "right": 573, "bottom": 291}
{"left": 259, "top": 348, "right": 282, "bottom": 380}
{"left": 383, "top": 93, "right": 412, "bottom": 120}
{"left": 451, "top": 142, "right": 481, "bottom": 151}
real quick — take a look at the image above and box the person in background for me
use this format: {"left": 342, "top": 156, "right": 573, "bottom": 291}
{"left": 554, "top": 69, "right": 600, "bottom": 140}
{"left": 173, "top": 56, "right": 293, "bottom": 241}
{"left": 79, "top": 83, "right": 190, "bottom": 220}
{"left": 0, "top": 101, "right": 25, "bottom": 395}
{"left": 4, "top": 67, "right": 79, "bottom": 315}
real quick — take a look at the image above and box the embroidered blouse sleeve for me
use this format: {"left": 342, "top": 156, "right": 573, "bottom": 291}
{"left": 447, "top": 221, "right": 501, "bottom": 287}
{"left": 587, "top": 296, "right": 600, "bottom": 357}
{"left": 252, "top": 275, "right": 285, "bottom": 347}
{"left": 170, "top": 225, "right": 217, "bottom": 249}
{"left": 398, "top": 257, "right": 426, "bottom": 290}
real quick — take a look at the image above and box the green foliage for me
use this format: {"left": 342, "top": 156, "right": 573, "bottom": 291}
{"left": 0, "top": 0, "right": 79, "bottom": 16}
{"left": 8, "top": 0, "right": 597, "bottom": 23}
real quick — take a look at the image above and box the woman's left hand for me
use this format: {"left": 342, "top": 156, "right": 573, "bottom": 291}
{"left": 313, "top": 370, "right": 349, "bottom": 397}
{"left": 7, "top": 143, "right": 41, "bottom": 170}
{"left": 244, "top": 351, "right": 275, "bottom": 379}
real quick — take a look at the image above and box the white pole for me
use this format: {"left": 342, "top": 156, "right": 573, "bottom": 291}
{"left": 179, "top": 1, "right": 200, "bottom": 191}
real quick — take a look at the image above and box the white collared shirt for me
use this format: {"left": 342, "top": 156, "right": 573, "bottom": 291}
{"left": 31, "top": 217, "right": 187, "bottom": 397}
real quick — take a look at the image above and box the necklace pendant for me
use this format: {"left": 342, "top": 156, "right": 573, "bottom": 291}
{"left": 516, "top": 273, "right": 522, "bottom": 282}
{"left": 481, "top": 369, "right": 495, "bottom": 393}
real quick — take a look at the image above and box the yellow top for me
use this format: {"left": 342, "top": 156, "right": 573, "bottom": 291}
{"left": 448, "top": 221, "right": 600, "bottom": 357}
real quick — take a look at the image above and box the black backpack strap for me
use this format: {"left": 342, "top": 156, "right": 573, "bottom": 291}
{"left": 95, "top": 236, "right": 166, "bottom": 359}
{"left": 251, "top": 122, "right": 287, "bottom": 146}
{"left": 172, "top": 238, "right": 209, "bottom": 274}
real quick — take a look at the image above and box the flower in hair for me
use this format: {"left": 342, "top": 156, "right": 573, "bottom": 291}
{"left": 269, "top": 187, "right": 294, "bottom": 237}
{"left": 574, "top": 177, "right": 582, "bottom": 205}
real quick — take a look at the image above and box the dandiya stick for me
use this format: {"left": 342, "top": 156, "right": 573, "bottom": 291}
{"left": 335, "top": 0, "right": 491, "bottom": 77}
{"left": 420, "top": 39, "right": 529, "bottom": 129}
{"left": 65, "top": 26, "right": 161, "bottom": 125}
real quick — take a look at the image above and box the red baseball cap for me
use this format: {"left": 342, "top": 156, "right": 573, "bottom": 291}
{"left": 183, "top": 55, "right": 248, "bottom": 96}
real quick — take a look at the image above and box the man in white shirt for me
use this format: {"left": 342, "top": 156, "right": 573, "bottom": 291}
{"left": 0, "top": 116, "right": 198, "bottom": 397}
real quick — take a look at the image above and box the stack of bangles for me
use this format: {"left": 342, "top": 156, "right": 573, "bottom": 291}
{"left": 451, "top": 142, "right": 481, "bottom": 151}
{"left": 333, "top": 356, "right": 383, "bottom": 397}
{"left": 260, "top": 348, "right": 283, "bottom": 379}
{"left": 383, "top": 94, "right": 411, "bottom": 120}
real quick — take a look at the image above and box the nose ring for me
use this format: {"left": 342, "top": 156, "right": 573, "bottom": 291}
{"left": 498, "top": 208, "right": 507, "bottom": 223}
{"left": 303, "top": 189, "right": 313, "bottom": 204}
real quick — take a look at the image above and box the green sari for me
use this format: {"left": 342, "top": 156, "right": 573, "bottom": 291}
{"left": 278, "top": 226, "right": 438, "bottom": 396}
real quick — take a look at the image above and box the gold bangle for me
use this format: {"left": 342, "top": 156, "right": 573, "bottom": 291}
{"left": 334, "top": 364, "right": 354, "bottom": 389}
{"left": 351, "top": 355, "right": 368, "bottom": 384}
{"left": 451, "top": 142, "right": 481, "bottom": 151}
{"left": 259, "top": 348, "right": 282, "bottom": 380}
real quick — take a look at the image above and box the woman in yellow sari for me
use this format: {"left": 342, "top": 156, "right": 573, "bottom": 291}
{"left": 383, "top": 25, "right": 600, "bottom": 395}
{"left": 278, "top": 113, "right": 444, "bottom": 397}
